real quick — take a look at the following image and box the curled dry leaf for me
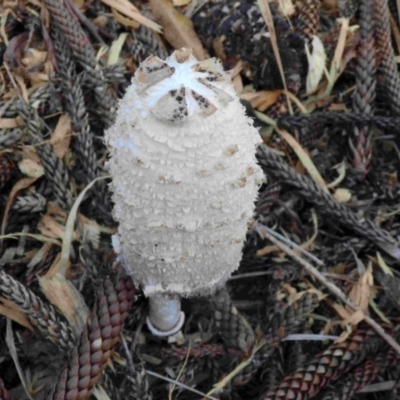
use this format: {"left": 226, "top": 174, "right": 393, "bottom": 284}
{"left": 150, "top": 0, "right": 207, "bottom": 60}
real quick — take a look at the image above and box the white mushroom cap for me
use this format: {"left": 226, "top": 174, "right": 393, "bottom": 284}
{"left": 106, "top": 48, "right": 264, "bottom": 297}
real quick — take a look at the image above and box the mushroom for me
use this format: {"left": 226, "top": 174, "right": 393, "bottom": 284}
{"left": 106, "top": 48, "right": 264, "bottom": 336}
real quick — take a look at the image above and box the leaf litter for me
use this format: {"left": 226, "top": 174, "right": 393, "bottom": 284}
{"left": 1, "top": 0, "right": 400, "bottom": 399}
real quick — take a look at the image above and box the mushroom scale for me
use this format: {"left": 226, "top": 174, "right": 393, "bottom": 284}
{"left": 106, "top": 48, "right": 264, "bottom": 297}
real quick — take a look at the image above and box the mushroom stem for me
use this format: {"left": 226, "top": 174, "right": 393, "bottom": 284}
{"left": 146, "top": 295, "right": 185, "bottom": 337}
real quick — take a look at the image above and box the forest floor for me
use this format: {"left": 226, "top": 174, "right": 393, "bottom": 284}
{"left": 1, "top": 0, "right": 400, "bottom": 399}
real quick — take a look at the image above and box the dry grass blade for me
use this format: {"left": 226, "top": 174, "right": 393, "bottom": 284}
{"left": 59, "top": 175, "right": 110, "bottom": 276}
{"left": 258, "top": 0, "right": 293, "bottom": 114}
{"left": 6, "top": 320, "right": 35, "bottom": 400}
{"left": 0, "top": 298, "right": 33, "bottom": 330}
{"left": 99, "top": 0, "right": 162, "bottom": 32}
{"left": 206, "top": 339, "right": 267, "bottom": 397}
{"left": 277, "top": 128, "right": 328, "bottom": 192}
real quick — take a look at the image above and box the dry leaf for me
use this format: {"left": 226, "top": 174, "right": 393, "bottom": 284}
{"left": 258, "top": 91, "right": 284, "bottom": 112}
{"left": 173, "top": 0, "right": 191, "bottom": 4}
{"left": 213, "top": 36, "right": 226, "bottom": 61}
{"left": 39, "top": 272, "right": 89, "bottom": 335}
{"left": 276, "top": 0, "right": 295, "bottom": 16}
{"left": 0, "top": 116, "right": 24, "bottom": 129}
{"left": 27, "top": 242, "right": 54, "bottom": 270}
{"left": 22, "top": 146, "right": 41, "bottom": 163}
{"left": 43, "top": 252, "right": 64, "bottom": 279}
{"left": 334, "top": 326, "right": 353, "bottom": 343}
{"left": 38, "top": 214, "right": 79, "bottom": 241}
{"left": 111, "top": 8, "right": 140, "bottom": 29}
{"left": 331, "top": 302, "right": 353, "bottom": 320}
{"left": 29, "top": 72, "right": 49, "bottom": 84}
{"left": 100, "top": 0, "right": 162, "bottom": 32}
{"left": 18, "top": 158, "right": 44, "bottom": 178}
{"left": 108, "top": 33, "right": 128, "bottom": 65}
{"left": 256, "top": 244, "right": 280, "bottom": 256}
{"left": 342, "top": 309, "right": 365, "bottom": 326}
{"left": 233, "top": 74, "right": 243, "bottom": 93}
{"left": 14, "top": 74, "right": 29, "bottom": 103}
{"left": 347, "top": 265, "right": 373, "bottom": 314}
{"left": 241, "top": 90, "right": 283, "bottom": 111}
{"left": 50, "top": 114, "right": 72, "bottom": 159}
{"left": 78, "top": 213, "right": 101, "bottom": 249}
{"left": 0, "top": 297, "right": 33, "bottom": 330}
{"left": 93, "top": 15, "right": 108, "bottom": 28}
{"left": 43, "top": 57, "right": 55, "bottom": 76}
{"left": 150, "top": 0, "right": 207, "bottom": 60}
{"left": 281, "top": 283, "right": 298, "bottom": 299}
{"left": 231, "top": 61, "right": 243, "bottom": 93}
{"left": 74, "top": 0, "right": 85, "bottom": 8}
{"left": 47, "top": 202, "right": 68, "bottom": 219}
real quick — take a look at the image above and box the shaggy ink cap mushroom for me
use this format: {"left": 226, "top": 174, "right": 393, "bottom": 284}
{"left": 106, "top": 48, "right": 264, "bottom": 299}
